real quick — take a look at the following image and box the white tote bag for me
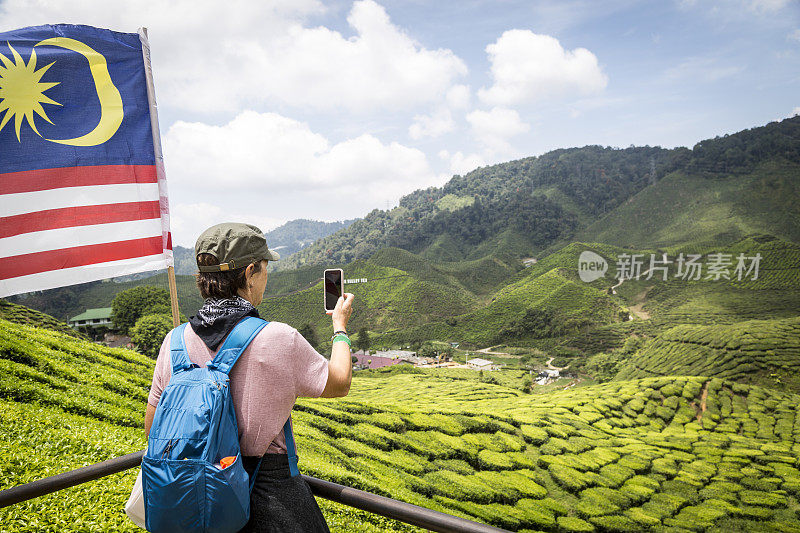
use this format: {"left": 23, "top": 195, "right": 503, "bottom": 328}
{"left": 124, "top": 468, "right": 147, "bottom": 529}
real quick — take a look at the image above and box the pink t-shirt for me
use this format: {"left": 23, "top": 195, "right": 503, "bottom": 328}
{"left": 148, "top": 321, "right": 329, "bottom": 456}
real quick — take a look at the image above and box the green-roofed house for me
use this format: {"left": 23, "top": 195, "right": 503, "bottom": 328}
{"left": 69, "top": 308, "right": 113, "bottom": 329}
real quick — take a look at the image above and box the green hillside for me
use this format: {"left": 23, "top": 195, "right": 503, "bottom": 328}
{"left": 3, "top": 318, "right": 800, "bottom": 532}
{"left": 0, "top": 299, "right": 86, "bottom": 339}
{"left": 576, "top": 159, "right": 800, "bottom": 249}
{"left": 483, "top": 236, "right": 800, "bottom": 351}
{"left": 369, "top": 245, "right": 521, "bottom": 296}
{"left": 256, "top": 234, "right": 800, "bottom": 359}
{"left": 613, "top": 317, "right": 800, "bottom": 390}
{"left": 260, "top": 256, "right": 481, "bottom": 337}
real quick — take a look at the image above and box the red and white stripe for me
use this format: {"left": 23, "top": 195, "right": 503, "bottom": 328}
{"left": 0, "top": 164, "right": 172, "bottom": 297}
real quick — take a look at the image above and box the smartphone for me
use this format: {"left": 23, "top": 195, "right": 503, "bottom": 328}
{"left": 324, "top": 269, "right": 344, "bottom": 312}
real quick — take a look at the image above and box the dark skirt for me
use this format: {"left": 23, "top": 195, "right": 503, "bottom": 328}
{"left": 238, "top": 454, "right": 330, "bottom": 533}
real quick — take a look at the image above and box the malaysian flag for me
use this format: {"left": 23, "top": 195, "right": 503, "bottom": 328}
{"left": 0, "top": 24, "right": 172, "bottom": 297}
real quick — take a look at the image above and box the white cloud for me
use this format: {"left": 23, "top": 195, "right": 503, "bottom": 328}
{"left": 163, "top": 111, "right": 443, "bottom": 245}
{"left": 170, "top": 202, "right": 284, "bottom": 249}
{"left": 0, "top": 0, "right": 467, "bottom": 113}
{"left": 0, "top": 1, "right": 321, "bottom": 112}
{"left": 239, "top": 0, "right": 467, "bottom": 113}
{"left": 466, "top": 107, "right": 530, "bottom": 155}
{"left": 478, "top": 30, "right": 607, "bottom": 106}
{"left": 446, "top": 85, "right": 471, "bottom": 109}
{"left": 407, "top": 84, "right": 468, "bottom": 141}
{"left": 448, "top": 151, "right": 486, "bottom": 176}
{"left": 789, "top": 29, "right": 800, "bottom": 42}
{"left": 165, "top": 111, "right": 436, "bottom": 190}
{"left": 409, "top": 108, "right": 455, "bottom": 139}
{"left": 789, "top": 107, "right": 800, "bottom": 118}
{"left": 317, "top": 135, "right": 435, "bottom": 194}
{"left": 165, "top": 111, "right": 328, "bottom": 189}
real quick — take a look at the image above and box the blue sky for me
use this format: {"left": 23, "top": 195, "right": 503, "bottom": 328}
{"left": 1, "top": 0, "right": 798, "bottom": 246}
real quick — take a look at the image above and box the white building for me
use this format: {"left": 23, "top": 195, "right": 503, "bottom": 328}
{"left": 467, "top": 358, "right": 498, "bottom": 371}
{"left": 535, "top": 369, "right": 560, "bottom": 385}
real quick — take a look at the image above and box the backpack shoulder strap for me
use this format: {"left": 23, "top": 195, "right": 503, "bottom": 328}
{"left": 207, "top": 317, "right": 269, "bottom": 375}
{"left": 284, "top": 416, "right": 300, "bottom": 477}
{"left": 247, "top": 417, "right": 299, "bottom": 492}
{"left": 169, "top": 323, "right": 193, "bottom": 374}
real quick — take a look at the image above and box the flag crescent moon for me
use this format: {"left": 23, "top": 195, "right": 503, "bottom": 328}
{"left": 34, "top": 37, "right": 123, "bottom": 147}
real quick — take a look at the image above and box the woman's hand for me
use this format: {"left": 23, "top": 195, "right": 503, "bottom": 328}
{"left": 327, "top": 292, "right": 354, "bottom": 332}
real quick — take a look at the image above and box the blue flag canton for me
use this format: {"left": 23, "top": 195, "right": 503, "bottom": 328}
{"left": 0, "top": 24, "right": 155, "bottom": 174}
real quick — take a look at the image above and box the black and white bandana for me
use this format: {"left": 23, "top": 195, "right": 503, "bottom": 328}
{"left": 188, "top": 296, "right": 260, "bottom": 350}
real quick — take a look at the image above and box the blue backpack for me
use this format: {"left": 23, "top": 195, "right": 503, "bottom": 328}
{"left": 142, "top": 317, "right": 300, "bottom": 533}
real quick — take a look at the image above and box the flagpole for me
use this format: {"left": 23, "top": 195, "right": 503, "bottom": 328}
{"left": 167, "top": 266, "right": 180, "bottom": 327}
{"left": 139, "top": 27, "right": 180, "bottom": 328}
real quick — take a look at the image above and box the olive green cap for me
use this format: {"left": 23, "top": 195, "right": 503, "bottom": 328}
{"left": 195, "top": 222, "right": 280, "bottom": 272}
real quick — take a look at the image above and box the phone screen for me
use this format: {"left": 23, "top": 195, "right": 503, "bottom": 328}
{"left": 324, "top": 269, "right": 343, "bottom": 311}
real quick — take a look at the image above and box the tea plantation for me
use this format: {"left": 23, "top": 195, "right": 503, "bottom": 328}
{"left": 0, "top": 300, "right": 86, "bottom": 339}
{"left": 614, "top": 317, "right": 800, "bottom": 389}
{"left": 3, "top": 318, "right": 800, "bottom": 532}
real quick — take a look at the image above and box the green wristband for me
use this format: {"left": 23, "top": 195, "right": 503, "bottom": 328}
{"left": 332, "top": 334, "right": 352, "bottom": 348}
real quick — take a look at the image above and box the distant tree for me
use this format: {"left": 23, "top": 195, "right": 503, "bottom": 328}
{"left": 418, "top": 343, "right": 437, "bottom": 358}
{"left": 355, "top": 327, "right": 371, "bottom": 353}
{"left": 131, "top": 314, "right": 173, "bottom": 359}
{"left": 498, "top": 308, "right": 557, "bottom": 341}
{"left": 351, "top": 355, "right": 358, "bottom": 364}
{"left": 298, "top": 324, "right": 319, "bottom": 350}
{"left": 111, "top": 286, "right": 171, "bottom": 335}
{"left": 407, "top": 334, "right": 424, "bottom": 352}
{"left": 522, "top": 376, "right": 532, "bottom": 393}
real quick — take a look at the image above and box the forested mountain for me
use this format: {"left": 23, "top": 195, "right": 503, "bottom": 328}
{"left": 278, "top": 144, "right": 672, "bottom": 269}
{"left": 280, "top": 116, "right": 800, "bottom": 270}
{"left": 574, "top": 118, "right": 800, "bottom": 249}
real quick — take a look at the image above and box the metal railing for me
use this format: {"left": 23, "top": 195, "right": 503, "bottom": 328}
{"left": 0, "top": 450, "right": 509, "bottom": 533}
